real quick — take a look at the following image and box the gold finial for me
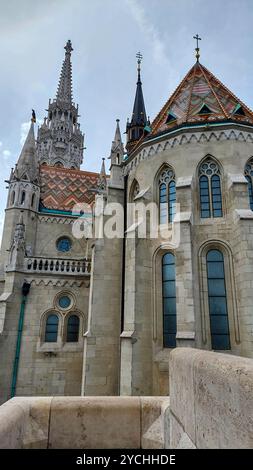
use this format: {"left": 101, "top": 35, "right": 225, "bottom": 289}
{"left": 193, "top": 34, "right": 201, "bottom": 62}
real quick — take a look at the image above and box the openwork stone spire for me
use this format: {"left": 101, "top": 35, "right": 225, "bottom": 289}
{"left": 37, "top": 40, "right": 84, "bottom": 169}
{"left": 56, "top": 40, "right": 73, "bottom": 103}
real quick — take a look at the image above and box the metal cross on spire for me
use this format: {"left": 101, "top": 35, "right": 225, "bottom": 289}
{"left": 136, "top": 52, "right": 143, "bottom": 81}
{"left": 193, "top": 34, "right": 202, "bottom": 62}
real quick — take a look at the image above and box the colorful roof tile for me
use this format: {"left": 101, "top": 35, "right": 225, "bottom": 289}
{"left": 148, "top": 61, "right": 253, "bottom": 139}
{"left": 40, "top": 165, "right": 102, "bottom": 212}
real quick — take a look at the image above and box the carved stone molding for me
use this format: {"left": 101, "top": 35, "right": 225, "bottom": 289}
{"left": 124, "top": 128, "right": 253, "bottom": 175}
{"left": 28, "top": 278, "right": 89, "bottom": 288}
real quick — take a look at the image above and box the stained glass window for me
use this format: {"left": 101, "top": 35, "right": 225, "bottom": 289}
{"left": 199, "top": 159, "right": 223, "bottom": 218}
{"left": 244, "top": 159, "right": 253, "bottom": 211}
{"left": 159, "top": 168, "right": 176, "bottom": 224}
{"left": 206, "top": 249, "right": 230, "bottom": 350}
{"left": 57, "top": 237, "right": 72, "bottom": 252}
{"left": 162, "top": 253, "right": 177, "bottom": 348}
{"left": 67, "top": 315, "right": 80, "bottom": 342}
{"left": 45, "top": 314, "right": 59, "bottom": 342}
{"left": 59, "top": 295, "right": 71, "bottom": 309}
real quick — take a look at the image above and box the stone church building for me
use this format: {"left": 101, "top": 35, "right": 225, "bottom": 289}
{"left": 0, "top": 40, "right": 253, "bottom": 404}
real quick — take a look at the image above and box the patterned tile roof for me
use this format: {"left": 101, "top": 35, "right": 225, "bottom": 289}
{"left": 40, "top": 165, "right": 101, "bottom": 211}
{"left": 129, "top": 61, "right": 253, "bottom": 156}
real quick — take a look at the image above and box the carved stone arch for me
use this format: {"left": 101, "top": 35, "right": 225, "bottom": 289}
{"left": 154, "top": 163, "right": 176, "bottom": 198}
{"left": 63, "top": 308, "right": 87, "bottom": 343}
{"left": 40, "top": 308, "right": 63, "bottom": 343}
{"left": 198, "top": 239, "right": 240, "bottom": 349}
{"left": 197, "top": 153, "right": 224, "bottom": 177}
{"left": 129, "top": 178, "right": 140, "bottom": 202}
{"left": 196, "top": 154, "right": 225, "bottom": 219}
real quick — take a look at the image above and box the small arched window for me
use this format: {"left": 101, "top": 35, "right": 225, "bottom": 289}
{"left": 244, "top": 158, "right": 253, "bottom": 211}
{"left": 11, "top": 191, "right": 15, "bottom": 205}
{"left": 199, "top": 158, "right": 223, "bottom": 218}
{"left": 206, "top": 249, "right": 230, "bottom": 350}
{"left": 158, "top": 167, "right": 176, "bottom": 224}
{"left": 20, "top": 191, "right": 26, "bottom": 205}
{"left": 66, "top": 315, "right": 80, "bottom": 342}
{"left": 162, "top": 253, "right": 177, "bottom": 348}
{"left": 54, "top": 162, "right": 63, "bottom": 168}
{"left": 45, "top": 314, "right": 59, "bottom": 342}
{"left": 31, "top": 193, "right": 35, "bottom": 208}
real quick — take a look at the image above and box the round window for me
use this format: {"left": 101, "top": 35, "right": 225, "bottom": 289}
{"left": 58, "top": 295, "right": 71, "bottom": 309}
{"left": 57, "top": 237, "right": 72, "bottom": 252}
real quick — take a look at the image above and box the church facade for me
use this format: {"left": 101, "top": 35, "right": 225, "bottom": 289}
{"left": 0, "top": 41, "right": 253, "bottom": 403}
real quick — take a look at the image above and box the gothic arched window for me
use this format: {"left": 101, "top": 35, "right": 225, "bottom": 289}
{"left": 20, "top": 191, "right": 26, "bottom": 205}
{"left": 66, "top": 315, "right": 80, "bottom": 342}
{"left": 199, "top": 158, "right": 223, "bottom": 218}
{"left": 244, "top": 158, "right": 253, "bottom": 211}
{"left": 45, "top": 314, "right": 59, "bottom": 342}
{"left": 206, "top": 249, "right": 230, "bottom": 350}
{"left": 158, "top": 167, "right": 176, "bottom": 224}
{"left": 162, "top": 253, "right": 177, "bottom": 348}
{"left": 11, "top": 191, "right": 15, "bottom": 205}
{"left": 130, "top": 179, "right": 140, "bottom": 201}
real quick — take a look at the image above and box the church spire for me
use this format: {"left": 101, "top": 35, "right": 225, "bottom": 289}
{"left": 37, "top": 40, "right": 84, "bottom": 169}
{"left": 56, "top": 40, "right": 73, "bottom": 103}
{"left": 97, "top": 158, "right": 107, "bottom": 192}
{"left": 126, "top": 52, "right": 148, "bottom": 153}
{"left": 15, "top": 117, "right": 38, "bottom": 182}
{"left": 110, "top": 119, "right": 124, "bottom": 165}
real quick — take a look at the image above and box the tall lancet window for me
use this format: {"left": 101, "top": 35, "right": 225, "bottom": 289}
{"left": 158, "top": 167, "right": 176, "bottom": 224}
{"left": 162, "top": 253, "right": 177, "bottom": 348}
{"left": 207, "top": 249, "right": 230, "bottom": 350}
{"left": 199, "top": 158, "right": 223, "bottom": 218}
{"left": 244, "top": 158, "right": 253, "bottom": 211}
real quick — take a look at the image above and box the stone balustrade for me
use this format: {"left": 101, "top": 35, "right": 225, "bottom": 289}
{"left": 24, "top": 257, "right": 91, "bottom": 276}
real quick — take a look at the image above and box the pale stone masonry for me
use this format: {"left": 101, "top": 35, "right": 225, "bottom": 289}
{"left": 1, "top": 41, "right": 253, "bottom": 403}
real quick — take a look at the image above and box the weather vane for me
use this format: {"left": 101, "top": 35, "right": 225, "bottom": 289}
{"left": 193, "top": 34, "right": 201, "bottom": 61}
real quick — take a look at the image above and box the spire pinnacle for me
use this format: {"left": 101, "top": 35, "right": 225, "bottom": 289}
{"left": 14, "top": 118, "right": 38, "bottom": 182}
{"left": 136, "top": 51, "right": 143, "bottom": 83}
{"left": 56, "top": 40, "right": 73, "bottom": 103}
{"left": 193, "top": 34, "right": 201, "bottom": 62}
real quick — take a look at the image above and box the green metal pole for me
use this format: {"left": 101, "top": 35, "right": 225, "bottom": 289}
{"left": 11, "top": 283, "right": 30, "bottom": 398}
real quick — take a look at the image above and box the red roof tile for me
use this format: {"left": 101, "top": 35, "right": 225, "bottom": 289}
{"left": 40, "top": 165, "right": 101, "bottom": 211}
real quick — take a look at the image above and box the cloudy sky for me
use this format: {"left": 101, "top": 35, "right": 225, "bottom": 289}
{"left": 1, "top": 0, "right": 253, "bottom": 242}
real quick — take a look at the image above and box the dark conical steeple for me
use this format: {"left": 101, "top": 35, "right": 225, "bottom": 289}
{"left": 126, "top": 53, "right": 148, "bottom": 153}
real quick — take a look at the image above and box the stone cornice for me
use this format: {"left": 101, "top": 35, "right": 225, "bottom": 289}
{"left": 124, "top": 127, "right": 253, "bottom": 175}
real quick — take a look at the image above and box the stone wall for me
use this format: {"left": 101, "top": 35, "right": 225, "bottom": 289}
{"left": 0, "top": 396, "right": 170, "bottom": 449}
{"left": 169, "top": 348, "right": 253, "bottom": 449}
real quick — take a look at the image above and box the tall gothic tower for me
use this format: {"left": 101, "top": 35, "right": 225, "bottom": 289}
{"left": 37, "top": 40, "right": 84, "bottom": 169}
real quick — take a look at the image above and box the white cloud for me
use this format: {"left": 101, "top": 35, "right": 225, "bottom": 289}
{"left": 126, "top": 0, "right": 170, "bottom": 69}
{"left": 2, "top": 149, "right": 11, "bottom": 160}
{"left": 20, "top": 119, "right": 43, "bottom": 146}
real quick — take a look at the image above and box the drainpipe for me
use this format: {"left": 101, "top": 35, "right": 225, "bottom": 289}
{"left": 121, "top": 174, "right": 128, "bottom": 333}
{"left": 11, "top": 281, "right": 31, "bottom": 398}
